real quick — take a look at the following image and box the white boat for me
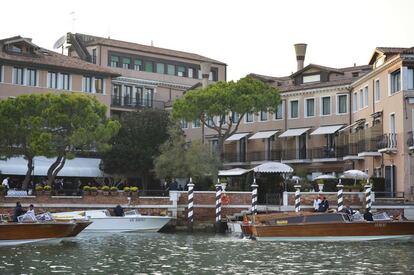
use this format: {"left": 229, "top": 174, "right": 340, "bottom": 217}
{"left": 53, "top": 209, "right": 172, "bottom": 233}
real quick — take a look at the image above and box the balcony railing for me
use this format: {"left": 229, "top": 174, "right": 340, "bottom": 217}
{"left": 111, "top": 96, "right": 165, "bottom": 110}
{"left": 377, "top": 133, "right": 397, "bottom": 152}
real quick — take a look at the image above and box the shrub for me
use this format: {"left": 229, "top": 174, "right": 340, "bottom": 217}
{"left": 35, "top": 185, "right": 44, "bottom": 191}
{"left": 123, "top": 187, "right": 130, "bottom": 192}
{"left": 43, "top": 185, "right": 51, "bottom": 191}
{"left": 110, "top": 186, "right": 118, "bottom": 192}
{"left": 130, "top": 187, "right": 138, "bottom": 192}
{"left": 90, "top": 186, "right": 98, "bottom": 192}
{"left": 102, "top": 186, "right": 110, "bottom": 191}
{"left": 83, "top": 186, "right": 91, "bottom": 191}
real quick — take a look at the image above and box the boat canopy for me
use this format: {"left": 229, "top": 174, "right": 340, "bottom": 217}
{"left": 218, "top": 168, "right": 250, "bottom": 176}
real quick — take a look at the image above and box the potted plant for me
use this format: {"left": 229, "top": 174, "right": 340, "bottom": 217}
{"left": 110, "top": 186, "right": 118, "bottom": 195}
{"left": 43, "top": 185, "right": 52, "bottom": 195}
{"left": 102, "top": 185, "right": 110, "bottom": 195}
{"left": 90, "top": 186, "right": 98, "bottom": 195}
{"left": 130, "top": 187, "right": 138, "bottom": 196}
{"left": 83, "top": 185, "right": 91, "bottom": 195}
{"left": 35, "top": 185, "right": 44, "bottom": 195}
{"left": 123, "top": 186, "right": 130, "bottom": 195}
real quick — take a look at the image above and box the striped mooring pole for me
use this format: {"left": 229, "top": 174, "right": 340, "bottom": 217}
{"left": 365, "top": 183, "right": 372, "bottom": 212}
{"left": 294, "top": 183, "right": 301, "bottom": 212}
{"left": 215, "top": 180, "right": 222, "bottom": 223}
{"left": 187, "top": 178, "right": 194, "bottom": 232}
{"left": 337, "top": 179, "right": 344, "bottom": 212}
{"left": 251, "top": 177, "right": 258, "bottom": 219}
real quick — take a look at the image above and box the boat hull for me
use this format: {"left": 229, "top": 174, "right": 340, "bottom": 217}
{"left": 247, "top": 221, "right": 414, "bottom": 241}
{"left": 0, "top": 221, "right": 91, "bottom": 246}
{"left": 84, "top": 216, "right": 172, "bottom": 233}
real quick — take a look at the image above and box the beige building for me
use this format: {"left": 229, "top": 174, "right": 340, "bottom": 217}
{"left": 63, "top": 33, "right": 226, "bottom": 118}
{"left": 0, "top": 36, "right": 118, "bottom": 112}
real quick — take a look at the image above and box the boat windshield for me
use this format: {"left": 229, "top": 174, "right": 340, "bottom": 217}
{"left": 36, "top": 212, "right": 54, "bottom": 222}
{"left": 351, "top": 212, "right": 364, "bottom": 221}
{"left": 124, "top": 210, "right": 140, "bottom": 216}
{"left": 373, "top": 212, "right": 391, "bottom": 221}
{"left": 18, "top": 212, "right": 37, "bottom": 223}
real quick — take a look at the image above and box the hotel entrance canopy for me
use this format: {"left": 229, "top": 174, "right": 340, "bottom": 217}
{"left": 278, "top": 128, "right": 310, "bottom": 138}
{"left": 225, "top": 133, "right": 250, "bottom": 141}
{"left": 310, "top": 125, "right": 344, "bottom": 136}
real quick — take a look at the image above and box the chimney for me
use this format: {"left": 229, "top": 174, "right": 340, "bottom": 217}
{"left": 294, "top": 43, "right": 307, "bottom": 71}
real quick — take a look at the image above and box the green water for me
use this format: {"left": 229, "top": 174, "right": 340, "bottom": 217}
{"left": 0, "top": 233, "right": 413, "bottom": 274}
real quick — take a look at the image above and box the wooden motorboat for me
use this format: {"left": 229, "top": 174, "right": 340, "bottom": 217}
{"left": 53, "top": 209, "right": 172, "bottom": 233}
{"left": 241, "top": 212, "right": 414, "bottom": 241}
{"left": 0, "top": 219, "right": 92, "bottom": 246}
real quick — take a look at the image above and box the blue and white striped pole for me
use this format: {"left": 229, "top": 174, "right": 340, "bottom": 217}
{"left": 187, "top": 178, "right": 194, "bottom": 232}
{"left": 337, "top": 178, "right": 344, "bottom": 212}
{"left": 251, "top": 177, "right": 258, "bottom": 222}
{"left": 364, "top": 183, "right": 372, "bottom": 212}
{"left": 215, "top": 179, "right": 222, "bottom": 223}
{"left": 294, "top": 181, "right": 301, "bottom": 212}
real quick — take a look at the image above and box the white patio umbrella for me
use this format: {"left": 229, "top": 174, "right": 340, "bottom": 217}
{"left": 313, "top": 174, "right": 337, "bottom": 181}
{"left": 342, "top": 169, "right": 369, "bottom": 185}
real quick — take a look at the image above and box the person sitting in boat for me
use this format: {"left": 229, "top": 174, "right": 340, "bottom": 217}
{"left": 114, "top": 205, "right": 124, "bottom": 217}
{"left": 363, "top": 209, "right": 374, "bottom": 221}
{"left": 318, "top": 196, "right": 329, "bottom": 212}
{"left": 344, "top": 204, "right": 355, "bottom": 215}
{"left": 313, "top": 196, "right": 321, "bottom": 212}
{"left": 13, "top": 202, "right": 25, "bottom": 222}
{"left": 26, "top": 204, "right": 35, "bottom": 215}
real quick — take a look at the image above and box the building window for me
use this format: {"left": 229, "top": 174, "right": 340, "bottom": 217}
{"left": 231, "top": 112, "right": 239, "bottom": 123}
{"left": 13, "top": 67, "right": 24, "bottom": 85}
{"left": 134, "top": 59, "right": 142, "bottom": 71}
{"left": 275, "top": 103, "right": 283, "bottom": 120}
{"left": 364, "top": 86, "right": 368, "bottom": 107}
{"left": 407, "top": 68, "right": 414, "bottom": 90}
{"left": 390, "top": 113, "right": 396, "bottom": 134}
{"left": 305, "top": 98, "right": 315, "bottom": 117}
{"left": 156, "top": 63, "right": 165, "bottom": 74}
{"left": 61, "top": 73, "right": 70, "bottom": 90}
{"left": 359, "top": 89, "right": 364, "bottom": 109}
{"left": 143, "top": 88, "right": 153, "bottom": 107}
{"left": 47, "top": 72, "right": 58, "bottom": 89}
{"left": 92, "top": 49, "right": 97, "bottom": 64}
{"left": 353, "top": 92, "right": 357, "bottom": 112}
{"left": 260, "top": 111, "right": 268, "bottom": 121}
{"left": 145, "top": 61, "right": 154, "bottom": 72}
{"left": 95, "top": 78, "right": 103, "bottom": 94}
{"left": 321, "top": 96, "right": 331, "bottom": 115}
{"left": 303, "top": 74, "right": 320, "bottom": 83}
{"left": 375, "top": 79, "right": 380, "bottom": 101}
{"left": 246, "top": 112, "right": 254, "bottom": 123}
{"left": 193, "top": 119, "right": 201, "bottom": 128}
{"left": 198, "top": 70, "right": 202, "bottom": 79}
{"left": 290, "top": 100, "right": 299, "bottom": 119}
{"left": 180, "top": 120, "right": 188, "bottom": 129}
{"left": 206, "top": 117, "right": 215, "bottom": 126}
{"left": 167, "top": 64, "right": 175, "bottom": 75}
{"left": 122, "top": 57, "right": 131, "bottom": 69}
{"left": 337, "top": 94, "right": 348, "bottom": 114}
{"left": 390, "top": 69, "right": 401, "bottom": 94}
{"left": 352, "top": 72, "right": 359, "bottom": 77}
{"left": 177, "top": 66, "right": 186, "bottom": 77}
{"left": 83, "top": 76, "right": 93, "bottom": 93}
{"left": 110, "top": 55, "right": 119, "bottom": 67}
{"left": 0, "top": 65, "right": 2, "bottom": 82}
{"left": 188, "top": 68, "right": 194, "bottom": 78}
{"left": 27, "top": 69, "right": 37, "bottom": 86}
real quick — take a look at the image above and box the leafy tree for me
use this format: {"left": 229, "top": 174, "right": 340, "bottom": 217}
{"left": 172, "top": 76, "right": 280, "bottom": 159}
{"left": 101, "top": 109, "right": 170, "bottom": 189}
{"left": 154, "top": 124, "right": 221, "bottom": 186}
{"left": 42, "top": 93, "right": 120, "bottom": 186}
{"left": 0, "top": 95, "right": 50, "bottom": 189}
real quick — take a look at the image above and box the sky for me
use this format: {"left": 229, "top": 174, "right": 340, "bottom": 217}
{"left": 1, "top": 0, "right": 414, "bottom": 80}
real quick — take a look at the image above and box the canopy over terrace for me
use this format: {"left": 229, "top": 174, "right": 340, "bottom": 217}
{"left": 253, "top": 162, "right": 294, "bottom": 174}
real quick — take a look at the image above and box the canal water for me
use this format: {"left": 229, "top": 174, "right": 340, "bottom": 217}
{"left": 1, "top": 233, "right": 414, "bottom": 274}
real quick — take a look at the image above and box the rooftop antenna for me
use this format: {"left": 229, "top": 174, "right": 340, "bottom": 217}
{"left": 107, "top": 25, "right": 111, "bottom": 39}
{"left": 70, "top": 11, "right": 76, "bottom": 33}
{"left": 151, "top": 40, "right": 154, "bottom": 47}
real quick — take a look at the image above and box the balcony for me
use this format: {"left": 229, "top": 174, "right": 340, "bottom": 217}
{"left": 407, "top": 131, "right": 414, "bottom": 152}
{"left": 309, "top": 146, "right": 343, "bottom": 160}
{"left": 111, "top": 96, "right": 165, "bottom": 110}
{"left": 377, "top": 133, "right": 397, "bottom": 154}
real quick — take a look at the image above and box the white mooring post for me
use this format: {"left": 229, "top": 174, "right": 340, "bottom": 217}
{"left": 337, "top": 179, "right": 344, "bottom": 212}
{"left": 251, "top": 177, "right": 258, "bottom": 223}
{"left": 215, "top": 179, "right": 222, "bottom": 223}
{"left": 294, "top": 183, "right": 301, "bottom": 213}
{"left": 364, "top": 183, "right": 372, "bottom": 212}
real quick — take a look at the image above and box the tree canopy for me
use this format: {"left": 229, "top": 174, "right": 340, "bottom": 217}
{"left": 0, "top": 93, "right": 120, "bottom": 187}
{"left": 172, "top": 76, "right": 280, "bottom": 159}
{"left": 101, "top": 109, "right": 170, "bottom": 188}
{"left": 154, "top": 124, "right": 221, "bottom": 185}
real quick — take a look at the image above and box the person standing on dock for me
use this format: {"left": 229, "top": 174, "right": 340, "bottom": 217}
{"left": 2, "top": 177, "right": 10, "bottom": 195}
